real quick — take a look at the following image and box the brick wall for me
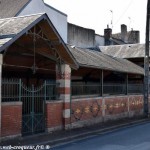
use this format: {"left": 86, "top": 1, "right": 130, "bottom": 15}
{"left": 0, "top": 95, "right": 145, "bottom": 138}
{"left": 71, "top": 95, "right": 144, "bottom": 128}
{"left": 71, "top": 98, "right": 102, "bottom": 123}
{"left": 1, "top": 102, "right": 22, "bottom": 138}
{"left": 46, "top": 101, "right": 63, "bottom": 132}
{"left": 128, "top": 95, "right": 143, "bottom": 117}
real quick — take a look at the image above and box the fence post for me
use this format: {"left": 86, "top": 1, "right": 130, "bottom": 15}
{"left": 126, "top": 74, "right": 128, "bottom": 95}
{"left": 31, "top": 84, "right": 34, "bottom": 133}
{"left": 19, "top": 79, "right": 22, "bottom": 102}
{"left": 44, "top": 80, "right": 47, "bottom": 101}
{"left": 101, "top": 70, "right": 103, "bottom": 97}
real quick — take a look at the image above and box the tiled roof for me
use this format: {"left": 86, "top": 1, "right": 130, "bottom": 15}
{"left": 68, "top": 45, "right": 144, "bottom": 75}
{"left": 99, "top": 44, "right": 145, "bottom": 58}
{"left": 0, "top": 13, "right": 43, "bottom": 49}
{"left": 0, "top": 14, "right": 78, "bottom": 68}
{"left": 0, "top": 0, "right": 30, "bottom": 19}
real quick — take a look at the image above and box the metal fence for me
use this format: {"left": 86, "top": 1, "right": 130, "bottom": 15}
{"left": 2, "top": 78, "right": 59, "bottom": 102}
{"left": 2, "top": 79, "right": 144, "bottom": 101}
{"left": 128, "top": 84, "right": 143, "bottom": 94}
{"left": 72, "top": 83, "right": 143, "bottom": 96}
{"left": 103, "top": 84, "right": 126, "bottom": 95}
{"left": 72, "top": 84, "right": 101, "bottom": 96}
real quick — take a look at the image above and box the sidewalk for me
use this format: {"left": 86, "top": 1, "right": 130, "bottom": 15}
{"left": 1, "top": 117, "right": 150, "bottom": 148}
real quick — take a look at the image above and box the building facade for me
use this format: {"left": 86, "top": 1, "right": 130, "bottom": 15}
{"left": 0, "top": 0, "right": 146, "bottom": 140}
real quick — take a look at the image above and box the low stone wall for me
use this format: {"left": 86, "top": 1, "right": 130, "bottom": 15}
{"left": 1, "top": 102, "right": 22, "bottom": 139}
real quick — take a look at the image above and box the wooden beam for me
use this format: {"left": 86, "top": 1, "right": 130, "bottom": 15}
{"left": 15, "top": 41, "right": 57, "bottom": 62}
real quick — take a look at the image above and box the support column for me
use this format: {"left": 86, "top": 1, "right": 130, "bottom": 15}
{"left": 126, "top": 74, "right": 128, "bottom": 95}
{"left": 56, "top": 64, "right": 71, "bottom": 129}
{"left": 101, "top": 70, "right": 103, "bottom": 97}
{"left": 0, "top": 54, "right": 3, "bottom": 138}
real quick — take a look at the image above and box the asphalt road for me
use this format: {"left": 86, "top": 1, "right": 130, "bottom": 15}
{"left": 51, "top": 122, "right": 150, "bottom": 150}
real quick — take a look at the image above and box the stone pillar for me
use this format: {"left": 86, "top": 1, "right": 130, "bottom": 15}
{"left": 56, "top": 64, "right": 71, "bottom": 129}
{"left": 0, "top": 54, "right": 3, "bottom": 138}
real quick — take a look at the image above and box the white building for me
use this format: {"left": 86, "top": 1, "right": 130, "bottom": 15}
{"left": 0, "top": 0, "right": 68, "bottom": 43}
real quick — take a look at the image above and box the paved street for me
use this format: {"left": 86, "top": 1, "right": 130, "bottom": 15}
{"left": 52, "top": 122, "right": 150, "bottom": 150}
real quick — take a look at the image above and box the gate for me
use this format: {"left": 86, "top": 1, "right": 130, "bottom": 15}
{"left": 2, "top": 78, "right": 59, "bottom": 136}
{"left": 21, "top": 84, "right": 45, "bottom": 136}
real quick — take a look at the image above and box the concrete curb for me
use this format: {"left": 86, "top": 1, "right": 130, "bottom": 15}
{"left": 40, "top": 118, "right": 150, "bottom": 148}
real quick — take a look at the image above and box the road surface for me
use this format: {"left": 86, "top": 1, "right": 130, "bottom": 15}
{"left": 52, "top": 122, "right": 150, "bottom": 150}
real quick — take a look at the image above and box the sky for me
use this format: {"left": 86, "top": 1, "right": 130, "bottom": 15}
{"left": 44, "top": 0, "right": 147, "bottom": 43}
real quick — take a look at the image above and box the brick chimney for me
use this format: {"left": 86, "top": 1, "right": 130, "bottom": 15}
{"left": 128, "top": 30, "right": 140, "bottom": 43}
{"left": 121, "top": 24, "right": 127, "bottom": 42}
{"left": 104, "top": 25, "right": 112, "bottom": 45}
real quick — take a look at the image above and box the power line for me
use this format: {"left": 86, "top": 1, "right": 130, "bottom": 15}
{"left": 113, "top": 0, "right": 134, "bottom": 26}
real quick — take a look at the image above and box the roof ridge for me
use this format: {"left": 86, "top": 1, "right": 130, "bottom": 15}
{"left": 0, "top": 12, "right": 46, "bottom": 21}
{"left": 99, "top": 43, "right": 143, "bottom": 48}
{"left": 69, "top": 46, "right": 144, "bottom": 74}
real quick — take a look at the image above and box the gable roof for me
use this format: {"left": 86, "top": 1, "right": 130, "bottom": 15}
{"left": 0, "top": 13, "right": 78, "bottom": 69}
{"left": 68, "top": 45, "right": 144, "bottom": 75}
{"left": 0, "top": 13, "right": 44, "bottom": 49}
{"left": 99, "top": 44, "right": 145, "bottom": 59}
{"left": 0, "top": 0, "right": 30, "bottom": 19}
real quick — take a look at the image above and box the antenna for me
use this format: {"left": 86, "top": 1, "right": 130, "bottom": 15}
{"left": 110, "top": 10, "right": 113, "bottom": 30}
{"left": 128, "top": 17, "right": 131, "bottom": 31}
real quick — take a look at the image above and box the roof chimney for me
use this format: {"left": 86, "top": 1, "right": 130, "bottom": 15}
{"left": 104, "top": 25, "right": 112, "bottom": 45}
{"left": 121, "top": 24, "right": 127, "bottom": 42}
{"left": 128, "top": 30, "right": 140, "bottom": 43}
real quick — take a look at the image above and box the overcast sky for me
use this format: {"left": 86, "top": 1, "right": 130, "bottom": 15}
{"left": 44, "top": 0, "right": 147, "bottom": 43}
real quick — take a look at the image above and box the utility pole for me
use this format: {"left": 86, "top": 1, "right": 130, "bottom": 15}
{"left": 144, "top": 0, "right": 150, "bottom": 117}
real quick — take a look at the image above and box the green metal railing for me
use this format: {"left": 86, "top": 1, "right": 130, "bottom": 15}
{"left": 72, "top": 84, "right": 101, "bottom": 96}
{"left": 2, "top": 78, "right": 59, "bottom": 102}
{"left": 128, "top": 84, "right": 144, "bottom": 94}
{"left": 103, "top": 84, "right": 126, "bottom": 95}
{"left": 72, "top": 83, "right": 143, "bottom": 96}
{"left": 2, "top": 78, "right": 21, "bottom": 102}
{"left": 1, "top": 79, "right": 144, "bottom": 101}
